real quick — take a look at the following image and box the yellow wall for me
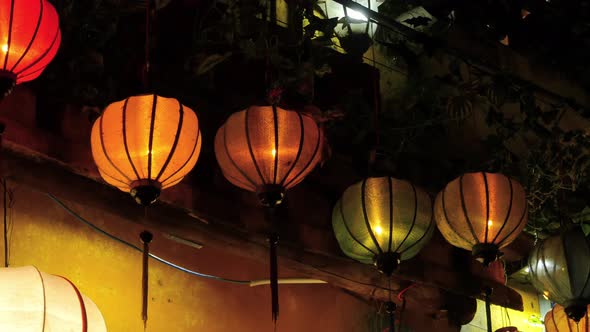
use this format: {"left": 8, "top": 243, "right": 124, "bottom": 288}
{"left": 461, "top": 288, "right": 544, "bottom": 332}
{"left": 3, "top": 184, "right": 374, "bottom": 332}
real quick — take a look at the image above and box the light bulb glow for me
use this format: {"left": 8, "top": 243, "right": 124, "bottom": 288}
{"left": 1, "top": 44, "right": 7, "bottom": 53}
{"left": 271, "top": 149, "right": 277, "bottom": 157}
{"left": 374, "top": 225, "right": 383, "bottom": 235}
{"left": 487, "top": 220, "right": 493, "bottom": 226}
{"left": 346, "top": 8, "right": 367, "bottom": 21}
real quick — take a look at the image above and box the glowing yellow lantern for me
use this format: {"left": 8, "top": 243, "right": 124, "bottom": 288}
{"left": 0, "top": 266, "right": 107, "bottom": 331}
{"left": 434, "top": 172, "right": 528, "bottom": 265}
{"left": 332, "top": 177, "right": 434, "bottom": 275}
{"left": 545, "top": 304, "right": 590, "bottom": 331}
{"left": 91, "top": 94, "right": 201, "bottom": 205}
{"left": 214, "top": 105, "right": 323, "bottom": 206}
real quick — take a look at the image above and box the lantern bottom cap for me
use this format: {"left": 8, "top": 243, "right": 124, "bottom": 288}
{"left": 257, "top": 184, "right": 285, "bottom": 207}
{"left": 0, "top": 71, "right": 16, "bottom": 100}
{"left": 472, "top": 243, "right": 501, "bottom": 266}
{"left": 374, "top": 252, "right": 401, "bottom": 276}
{"left": 565, "top": 303, "right": 588, "bottom": 322}
{"left": 130, "top": 180, "right": 162, "bottom": 206}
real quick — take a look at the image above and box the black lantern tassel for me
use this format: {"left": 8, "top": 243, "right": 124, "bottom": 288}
{"left": 269, "top": 232, "right": 279, "bottom": 324}
{"left": 140, "top": 231, "right": 153, "bottom": 329}
{"left": 484, "top": 287, "right": 493, "bottom": 332}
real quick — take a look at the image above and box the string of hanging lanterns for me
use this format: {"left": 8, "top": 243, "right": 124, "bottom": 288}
{"left": 0, "top": 0, "right": 61, "bottom": 99}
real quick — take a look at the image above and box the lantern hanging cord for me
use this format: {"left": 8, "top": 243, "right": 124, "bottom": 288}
{"left": 45, "top": 192, "right": 334, "bottom": 287}
{"left": 143, "top": 0, "right": 152, "bottom": 89}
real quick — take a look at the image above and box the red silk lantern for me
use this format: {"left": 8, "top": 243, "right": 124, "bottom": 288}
{"left": 0, "top": 0, "right": 61, "bottom": 98}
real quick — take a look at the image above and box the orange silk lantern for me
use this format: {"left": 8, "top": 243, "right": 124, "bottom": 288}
{"left": 214, "top": 104, "right": 323, "bottom": 323}
{"left": 91, "top": 94, "right": 201, "bottom": 205}
{"left": 0, "top": 0, "right": 61, "bottom": 98}
{"left": 214, "top": 105, "right": 323, "bottom": 206}
{"left": 546, "top": 304, "right": 590, "bottom": 332}
{"left": 434, "top": 172, "right": 528, "bottom": 265}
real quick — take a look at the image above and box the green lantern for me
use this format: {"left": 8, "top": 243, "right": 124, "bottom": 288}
{"left": 529, "top": 227, "right": 590, "bottom": 322}
{"left": 332, "top": 177, "right": 435, "bottom": 275}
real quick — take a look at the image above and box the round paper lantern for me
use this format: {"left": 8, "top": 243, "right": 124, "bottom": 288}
{"left": 434, "top": 172, "right": 528, "bottom": 265}
{"left": 91, "top": 94, "right": 201, "bottom": 205}
{"left": 332, "top": 177, "right": 435, "bottom": 275}
{"left": 529, "top": 227, "right": 590, "bottom": 322}
{"left": 0, "top": 0, "right": 61, "bottom": 98}
{"left": 545, "top": 304, "right": 590, "bottom": 332}
{"left": 214, "top": 105, "right": 323, "bottom": 206}
{"left": 0, "top": 266, "right": 106, "bottom": 331}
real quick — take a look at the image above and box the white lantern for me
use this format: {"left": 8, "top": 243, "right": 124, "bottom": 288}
{"left": 0, "top": 266, "right": 107, "bottom": 331}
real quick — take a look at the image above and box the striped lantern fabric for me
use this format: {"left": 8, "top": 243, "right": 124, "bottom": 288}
{"left": 91, "top": 94, "right": 201, "bottom": 205}
{"left": 0, "top": 0, "right": 61, "bottom": 97}
{"left": 529, "top": 228, "right": 590, "bottom": 322}
{"left": 434, "top": 172, "right": 528, "bottom": 264}
{"left": 332, "top": 177, "right": 435, "bottom": 271}
{"left": 214, "top": 105, "right": 323, "bottom": 205}
{"left": 545, "top": 304, "right": 590, "bottom": 332}
{"left": 0, "top": 266, "right": 106, "bottom": 331}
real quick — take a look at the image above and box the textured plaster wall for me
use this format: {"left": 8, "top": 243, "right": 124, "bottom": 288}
{"left": 2, "top": 184, "right": 373, "bottom": 332}
{"left": 461, "top": 288, "right": 543, "bottom": 332}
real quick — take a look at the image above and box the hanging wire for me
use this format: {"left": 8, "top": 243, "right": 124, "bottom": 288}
{"left": 2, "top": 178, "right": 7, "bottom": 267}
{"left": 143, "top": 0, "right": 151, "bottom": 90}
{"left": 45, "top": 192, "right": 250, "bottom": 285}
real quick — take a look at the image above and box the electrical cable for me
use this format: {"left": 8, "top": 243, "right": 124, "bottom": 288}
{"left": 45, "top": 192, "right": 385, "bottom": 291}
{"left": 46, "top": 192, "right": 250, "bottom": 285}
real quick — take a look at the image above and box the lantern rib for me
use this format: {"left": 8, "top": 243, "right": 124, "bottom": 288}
{"left": 387, "top": 177, "right": 393, "bottom": 252}
{"left": 483, "top": 173, "right": 490, "bottom": 244}
{"left": 121, "top": 98, "right": 141, "bottom": 181}
{"left": 459, "top": 174, "right": 480, "bottom": 244}
{"left": 15, "top": 66, "right": 44, "bottom": 81}
{"left": 244, "top": 106, "right": 266, "bottom": 185}
{"left": 34, "top": 266, "right": 48, "bottom": 329}
{"left": 14, "top": 25, "right": 60, "bottom": 76}
{"left": 147, "top": 95, "right": 158, "bottom": 180}
{"left": 99, "top": 111, "right": 133, "bottom": 184}
{"left": 361, "top": 179, "right": 383, "bottom": 254}
{"left": 441, "top": 187, "right": 471, "bottom": 248}
{"left": 579, "top": 236, "right": 590, "bottom": 297}
{"left": 160, "top": 126, "right": 201, "bottom": 186}
{"left": 8, "top": 0, "right": 44, "bottom": 72}
{"left": 2, "top": 0, "right": 15, "bottom": 71}
{"left": 218, "top": 122, "right": 257, "bottom": 190}
{"left": 539, "top": 240, "right": 562, "bottom": 302}
{"left": 279, "top": 111, "right": 304, "bottom": 187}
{"left": 283, "top": 118, "right": 321, "bottom": 189}
{"left": 563, "top": 233, "right": 580, "bottom": 298}
{"left": 60, "top": 277, "right": 89, "bottom": 331}
{"left": 272, "top": 105, "right": 279, "bottom": 184}
{"left": 490, "top": 177, "right": 514, "bottom": 244}
{"left": 401, "top": 209, "right": 434, "bottom": 254}
{"left": 394, "top": 182, "right": 418, "bottom": 254}
{"left": 155, "top": 100, "right": 184, "bottom": 181}
{"left": 495, "top": 199, "right": 527, "bottom": 247}
{"left": 338, "top": 198, "right": 377, "bottom": 255}
{"left": 97, "top": 166, "right": 130, "bottom": 187}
